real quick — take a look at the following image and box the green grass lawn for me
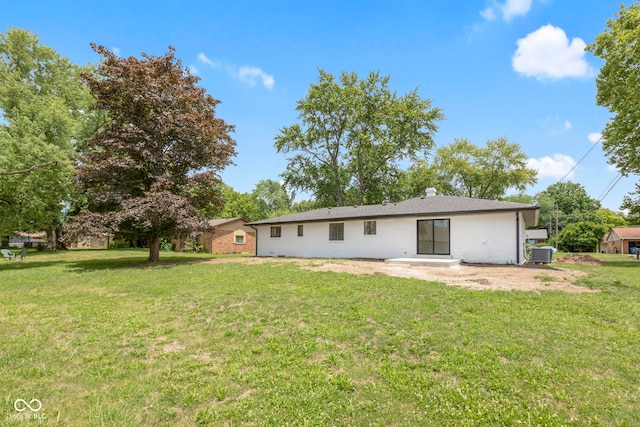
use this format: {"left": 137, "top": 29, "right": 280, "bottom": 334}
{"left": 1, "top": 249, "right": 639, "bottom": 426}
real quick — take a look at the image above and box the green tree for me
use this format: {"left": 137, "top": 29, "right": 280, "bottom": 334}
{"left": 621, "top": 183, "right": 640, "bottom": 226}
{"left": 433, "top": 138, "right": 537, "bottom": 199}
{"left": 275, "top": 70, "right": 443, "bottom": 207}
{"left": 596, "top": 208, "right": 627, "bottom": 231}
{"left": 218, "top": 184, "right": 260, "bottom": 222}
{"left": 394, "top": 159, "right": 439, "bottom": 201}
{"left": 558, "top": 221, "right": 608, "bottom": 252}
{"left": 587, "top": 3, "right": 640, "bottom": 177}
{"left": 535, "top": 182, "right": 601, "bottom": 236}
{"left": 251, "top": 179, "right": 293, "bottom": 219}
{"left": 501, "top": 193, "right": 535, "bottom": 204}
{"left": 68, "top": 44, "right": 236, "bottom": 262}
{"left": 0, "top": 28, "right": 93, "bottom": 248}
{"left": 290, "top": 199, "right": 319, "bottom": 213}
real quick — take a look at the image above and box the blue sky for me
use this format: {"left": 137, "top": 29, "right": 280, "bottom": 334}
{"left": 3, "top": 0, "right": 636, "bottom": 211}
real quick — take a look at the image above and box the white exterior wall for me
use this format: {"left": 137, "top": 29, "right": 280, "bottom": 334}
{"left": 253, "top": 211, "right": 527, "bottom": 264}
{"left": 450, "top": 212, "right": 525, "bottom": 264}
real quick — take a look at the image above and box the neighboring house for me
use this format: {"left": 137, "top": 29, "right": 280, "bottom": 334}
{"left": 69, "top": 234, "right": 112, "bottom": 249}
{"left": 601, "top": 227, "right": 640, "bottom": 254}
{"left": 246, "top": 192, "right": 539, "bottom": 265}
{"left": 9, "top": 232, "right": 46, "bottom": 248}
{"left": 196, "top": 218, "right": 256, "bottom": 254}
{"left": 525, "top": 228, "right": 548, "bottom": 245}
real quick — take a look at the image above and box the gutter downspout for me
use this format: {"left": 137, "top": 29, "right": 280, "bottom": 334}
{"left": 250, "top": 225, "right": 258, "bottom": 257}
{"left": 516, "top": 211, "right": 521, "bottom": 265}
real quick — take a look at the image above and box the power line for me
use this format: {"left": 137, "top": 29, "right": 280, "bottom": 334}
{"left": 597, "top": 172, "right": 621, "bottom": 200}
{"left": 559, "top": 137, "right": 602, "bottom": 182}
{"left": 599, "top": 173, "right": 624, "bottom": 203}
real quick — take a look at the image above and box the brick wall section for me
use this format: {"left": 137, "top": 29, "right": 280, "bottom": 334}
{"left": 171, "top": 218, "right": 256, "bottom": 254}
{"left": 602, "top": 240, "right": 638, "bottom": 254}
{"left": 200, "top": 229, "right": 256, "bottom": 254}
{"left": 602, "top": 240, "right": 621, "bottom": 253}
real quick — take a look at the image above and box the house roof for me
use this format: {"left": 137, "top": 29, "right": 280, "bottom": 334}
{"left": 17, "top": 232, "right": 46, "bottom": 238}
{"left": 247, "top": 195, "right": 539, "bottom": 227}
{"left": 208, "top": 217, "right": 248, "bottom": 227}
{"left": 525, "top": 229, "right": 548, "bottom": 240}
{"left": 610, "top": 227, "right": 640, "bottom": 240}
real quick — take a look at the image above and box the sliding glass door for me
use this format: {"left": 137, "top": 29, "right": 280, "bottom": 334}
{"left": 417, "top": 219, "right": 450, "bottom": 255}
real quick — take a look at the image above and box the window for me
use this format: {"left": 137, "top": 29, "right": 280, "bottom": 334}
{"left": 234, "top": 230, "right": 246, "bottom": 244}
{"left": 297, "top": 225, "right": 304, "bottom": 236}
{"left": 270, "top": 226, "right": 281, "bottom": 238}
{"left": 364, "top": 221, "right": 377, "bottom": 235}
{"left": 417, "top": 219, "right": 450, "bottom": 255}
{"left": 329, "top": 223, "right": 344, "bottom": 241}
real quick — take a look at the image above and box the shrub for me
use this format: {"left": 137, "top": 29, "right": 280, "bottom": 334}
{"left": 558, "top": 221, "right": 608, "bottom": 252}
{"left": 160, "top": 238, "right": 174, "bottom": 252}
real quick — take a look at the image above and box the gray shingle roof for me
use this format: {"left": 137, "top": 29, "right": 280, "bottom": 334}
{"left": 246, "top": 195, "right": 539, "bottom": 226}
{"left": 208, "top": 218, "right": 247, "bottom": 227}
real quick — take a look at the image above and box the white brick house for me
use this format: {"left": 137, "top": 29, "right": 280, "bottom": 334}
{"left": 247, "top": 193, "right": 539, "bottom": 265}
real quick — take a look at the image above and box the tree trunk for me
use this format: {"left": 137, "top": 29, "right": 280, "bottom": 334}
{"left": 147, "top": 236, "right": 160, "bottom": 263}
{"left": 45, "top": 225, "right": 68, "bottom": 250}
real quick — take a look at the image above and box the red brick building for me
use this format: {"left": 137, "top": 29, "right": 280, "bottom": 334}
{"left": 198, "top": 218, "right": 256, "bottom": 254}
{"left": 601, "top": 227, "right": 640, "bottom": 254}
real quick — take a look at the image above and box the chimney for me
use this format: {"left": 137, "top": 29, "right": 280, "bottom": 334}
{"left": 426, "top": 187, "right": 437, "bottom": 197}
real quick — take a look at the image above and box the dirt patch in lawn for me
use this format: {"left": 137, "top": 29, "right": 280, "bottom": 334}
{"left": 554, "top": 254, "right": 604, "bottom": 266}
{"left": 205, "top": 257, "right": 595, "bottom": 293}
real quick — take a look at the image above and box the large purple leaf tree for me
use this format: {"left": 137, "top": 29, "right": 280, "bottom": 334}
{"left": 69, "top": 44, "right": 236, "bottom": 262}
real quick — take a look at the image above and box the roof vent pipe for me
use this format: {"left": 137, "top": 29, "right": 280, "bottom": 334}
{"left": 426, "top": 187, "right": 437, "bottom": 197}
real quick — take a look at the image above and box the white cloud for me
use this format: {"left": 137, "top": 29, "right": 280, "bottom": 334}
{"left": 502, "top": 0, "right": 532, "bottom": 21}
{"left": 480, "top": 7, "right": 497, "bottom": 21}
{"left": 564, "top": 120, "right": 572, "bottom": 130}
{"left": 112, "top": 47, "right": 121, "bottom": 56}
{"left": 238, "top": 66, "right": 275, "bottom": 90}
{"left": 481, "top": 0, "right": 532, "bottom": 22}
{"left": 527, "top": 154, "right": 576, "bottom": 179}
{"left": 512, "top": 25, "right": 593, "bottom": 80}
{"left": 197, "top": 53, "right": 274, "bottom": 90}
{"left": 189, "top": 65, "right": 199, "bottom": 75}
{"left": 197, "top": 53, "right": 219, "bottom": 68}
{"left": 588, "top": 132, "right": 602, "bottom": 144}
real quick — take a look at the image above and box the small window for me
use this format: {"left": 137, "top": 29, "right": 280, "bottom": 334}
{"left": 297, "top": 225, "right": 304, "bottom": 236}
{"left": 364, "top": 221, "right": 376, "bottom": 235}
{"left": 235, "top": 235, "right": 245, "bottom": 244}
{"left": 329, "top": 223, "right": 344, "bottom": 241}
{"left": 270, "top": 226, "right": 281, "bottom": 238}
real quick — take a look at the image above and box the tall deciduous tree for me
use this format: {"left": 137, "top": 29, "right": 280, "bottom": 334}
{"left": 621, "top": 183, "right": 640, "bottom": 226}
{"left": 275, "top": 70, "right": 443, "bottom": 207}
{"left": 535, "top": 182, "right": 601, "bottom": 235}
{"left": 394, "top": 159, "right": 439, "bottom": 201}
{"left": 251, "top": 179, "right": 293, "bottom": 219}
{"left": 433, "top": 138, "right": 537, "bottom": 199}
{"left": 0, "top": 28, "right": 93, "bottom": 248}
{"left": 218, "top": 184, "right": 260, "bottom": 222}
{"left": 587, "top": 3, "right": 640, "bottom": 177}
{"left": 70, "top": 44, "right": 236, "bottom": 262}
{"left": 596, "top": 208, "right": 627, "bottom": 230}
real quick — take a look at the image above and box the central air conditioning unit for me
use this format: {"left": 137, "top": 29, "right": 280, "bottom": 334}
{"left": 530, "top": 247, "right": 552, "bottom": 263}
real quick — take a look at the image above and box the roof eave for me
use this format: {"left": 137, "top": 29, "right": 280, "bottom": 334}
{"left": 247, "top": 206, "right": 540, "bottom": 226}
